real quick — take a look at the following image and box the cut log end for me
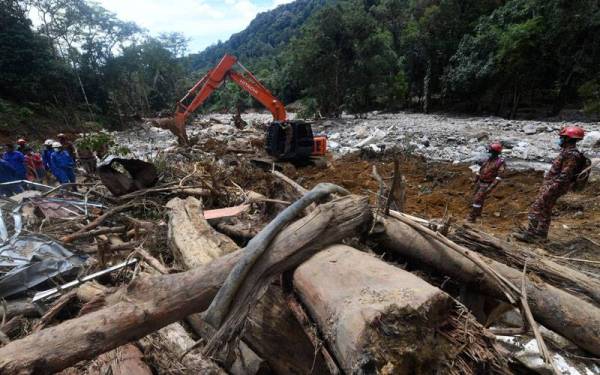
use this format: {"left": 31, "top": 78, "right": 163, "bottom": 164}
{"left": 294, "top": 244, "right": 508, "bottom": 374}
{"left": 352, "top": 301, "right": 452, "bottom": 374}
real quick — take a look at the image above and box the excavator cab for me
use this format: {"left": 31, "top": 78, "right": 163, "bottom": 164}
{"left": 266, "top": 121, "right": 315, "bottom": 160}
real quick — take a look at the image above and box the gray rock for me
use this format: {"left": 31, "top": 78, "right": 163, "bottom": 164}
{"left": 475, "top": 131, "right": 489, "bottom": 141}
{"left": 523, "top": 124, "right": 539, "bottom": 135}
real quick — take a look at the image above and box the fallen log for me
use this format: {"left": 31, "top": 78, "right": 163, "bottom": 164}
{"left": 168, "top": 195, "right": 328, "bottom": 374}
{"left": 133, "top": 252, "right": 226, "bottom": 374}
{"left": 371, "top": 216, "right": 600, "bottom": 356}
{"left": 203, "top": 183, "right": 351, "bottom": 355}
{"left": 451, "top": 225, "right": 600, "bottom": 305}
{"left": 0, "top": 299, "right": 39, "bottom": 319}
{"left": 215, "top": 222, "right": 258, "bottom": 242}
{"left": 0, "top": 316, "right": 26, "bottom": 339}
{"left": 0, "top": 194, "right": 370, "bottom": 374}
{"left": 241, "top": 285, "right": 331, "bottom": 375}
{"left": 166, "top": 196, "right": 267, "bottom": 374}
{"left": 294, "top": 244, "right": 507, "bottom": 374}
{"left": 166, "top": 197, "right": 238, "bottom": 267}
{"left": 138, "top": 323, "right": 226, "bottom": 375}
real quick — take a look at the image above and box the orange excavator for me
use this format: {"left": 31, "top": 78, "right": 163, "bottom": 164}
{"left": 171, "top": 54, "right": 326, "bottom": 160}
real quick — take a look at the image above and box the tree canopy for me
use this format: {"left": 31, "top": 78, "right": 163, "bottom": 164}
{"left": 1, "top": 0, "right": 599, "bottom": 133}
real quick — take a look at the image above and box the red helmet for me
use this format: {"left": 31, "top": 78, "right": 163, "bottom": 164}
{"left": 488, "top": 142, "right": 503, "bottom": 153}
{"left": 17, "top": 138, "right": 26, "bottom": 145}
{"left": 559, "top": 126, "right": 585, "bottom": 140}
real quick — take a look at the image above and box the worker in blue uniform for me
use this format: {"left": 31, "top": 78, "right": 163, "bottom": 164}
{"left": 51, "top": 141, "right": 77, "bottom": 190}
{"left": 2, "top": 143, "right": 26, "bottom": 180}
{"left": 0, "top": 159, "right": 22, "bottom": 196}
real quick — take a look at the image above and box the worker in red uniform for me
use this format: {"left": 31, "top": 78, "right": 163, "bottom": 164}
{"left": 514, "top": 126, "right": 587, "bottom": 242}
{"left": 467, "top": 142, "right": 506, "bottom": 222}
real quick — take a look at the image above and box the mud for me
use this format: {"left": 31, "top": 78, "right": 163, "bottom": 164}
{"left": 289, "top": 154, "right": 600, "bottom": 247}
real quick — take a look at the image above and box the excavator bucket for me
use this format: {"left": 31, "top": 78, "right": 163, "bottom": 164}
{"left": 151, "top": 117, "right": 189, "bottom": 146}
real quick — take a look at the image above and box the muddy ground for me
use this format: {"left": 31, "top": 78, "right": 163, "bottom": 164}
{"left": 287, "top": 154, "right": 600, "bottom": 264}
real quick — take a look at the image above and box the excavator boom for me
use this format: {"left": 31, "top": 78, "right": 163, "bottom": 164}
{"left": 172, "top": 54, "right": 286, "bottom": 144}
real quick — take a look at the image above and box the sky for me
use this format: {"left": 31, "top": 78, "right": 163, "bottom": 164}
{"left": 96, "top": 0, "right": 294, "bottom": 54}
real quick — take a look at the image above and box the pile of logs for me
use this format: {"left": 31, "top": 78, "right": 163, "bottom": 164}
{"left": 0, "top": 174, "right": 598, "bottom": 375}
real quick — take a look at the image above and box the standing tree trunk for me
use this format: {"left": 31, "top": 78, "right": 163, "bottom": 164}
{"left": 423, "top": 59, "right": 432, "bottom": 114}
{"left": 510, "top": 84, "right": 520, "bottom": 119}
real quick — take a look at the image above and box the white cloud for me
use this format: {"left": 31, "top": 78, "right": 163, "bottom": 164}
{"left": 271, "top": 0, "right": 294, "bottom": 6}
{"left": 95, "top": 0, "right": 288, "bottom": 53}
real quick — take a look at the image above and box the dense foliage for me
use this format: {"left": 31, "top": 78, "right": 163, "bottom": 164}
{"left": 1, "top": 0, "right": 599, "bottom": 133}
{"left": 192, "top": 0, "right": 600, "bottom": 118}
{"left": 0, "top": 0, "right": 189, "bottom": 133}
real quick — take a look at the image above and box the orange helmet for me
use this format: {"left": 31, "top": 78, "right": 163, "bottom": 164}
{"left": 488, "top": 142, "right": 503, "bottom": 153}
{"left": 17, "top": 138, "right": 26, "bottom": 145}
{"left": 559, "top": 126, "right": 585, "bottom": 140}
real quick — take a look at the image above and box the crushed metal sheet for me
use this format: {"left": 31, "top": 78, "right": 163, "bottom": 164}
{"left": 32, "top": 258, "right": 138, "bottom": 302}
{"left": 0, "top": 209, "right": 7, "bottom": 242}
{"left": 28, "top": 197, "right": 104, "bottom": 220}
{"left": 0, "top": 235, "right": 87, "bottom": 298}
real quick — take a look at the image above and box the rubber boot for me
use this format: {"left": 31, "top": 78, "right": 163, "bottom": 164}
{"left": 467, "top": 206, "right": 482, "bottom": 223}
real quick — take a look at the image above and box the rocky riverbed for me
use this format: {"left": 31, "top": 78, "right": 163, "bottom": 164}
{"left": 114, "top": 111, "right": 600, "bottom": 172}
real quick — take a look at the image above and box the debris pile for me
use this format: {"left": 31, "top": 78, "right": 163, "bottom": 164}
{"left": 0, "top": 117, "right": 598, "bottom": 375}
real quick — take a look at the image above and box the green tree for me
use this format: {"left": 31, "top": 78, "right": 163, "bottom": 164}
{"left": 285, "top": 1, "right": 398, "bottom": 116}
{"left": 445, "top": 0, "right": 600, "bottom": 117}
{"left": 0, "top": 0, "right": 68, "bottom": 102}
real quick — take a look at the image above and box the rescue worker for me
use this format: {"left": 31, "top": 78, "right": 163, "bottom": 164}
{"left": 514, "top": 126, "right": 587, "bottom": 242}
{"left": 23, "top": 148, "right": 45, "bottom": 182}
{"left": 42, "top": 139, "right": 55, "bottom": 182}
{"left": 2, "top": 143, "right": 26, "bottom": 180}
{"left": 57, "top": 133, "right": 77, "bottom": 162}
{"left": 51, "top": 141, "right": 77, "bottom": 191}
{"left": 16, "top": 138, "right": 27, "bottom": 153}
{"left": 23, "top": 148, "right": 37, "bottom": 181}
{"left": 468, "top": 142, "right": 506, "bottom": 222}
{"left": 0, "top": 159, "right": 22, "bottom": 196}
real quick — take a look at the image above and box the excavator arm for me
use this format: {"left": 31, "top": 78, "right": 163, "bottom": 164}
{"left": 172, "top": 54, "right": 286, "bottom": 144}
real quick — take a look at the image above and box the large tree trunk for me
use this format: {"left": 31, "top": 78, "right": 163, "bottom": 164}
{"left": 450, "top": 226, "right": 600, "bottom": 304}
{"left": 371, "top": 216, "right": 600, "bottom": 356}
{"left": 166, "top": 197, "right": 239, "bottom": 268}
{"left": 0, "top": 195, "right": 370, "bottom": 374}
{"left": 243, "top": 285, "right": 331, "bottom": 375}
{"left": 294, "top": 244, "right": 454, "bottom": 373}
{"left": 167, "top": 196, "right": 329, "bottom": 374}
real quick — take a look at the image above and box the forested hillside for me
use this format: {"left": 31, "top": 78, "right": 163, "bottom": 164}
{"left": 1, "top": 0, "right": 599, "bottom": 139}
{"left": 192, "top": 0, "right": 600, "bottom": 119}
{"left": 0, "top": 0, "right": 190, "bottom": 137}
